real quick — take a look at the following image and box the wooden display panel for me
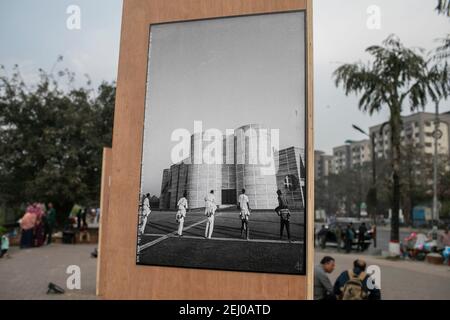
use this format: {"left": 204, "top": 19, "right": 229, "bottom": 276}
{"left": 98, "top": 0, "right": 314, "bottom": 300}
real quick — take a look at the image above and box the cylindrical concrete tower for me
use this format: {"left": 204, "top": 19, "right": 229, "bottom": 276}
{"left": 185, "top": 132, "right": 222, "bottom": 208}
{"left": 235, "top": 124, "right": 278, "bottom": 209}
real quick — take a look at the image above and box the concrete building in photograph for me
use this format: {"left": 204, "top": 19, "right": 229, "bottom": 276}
{"left": 275, "top": 146, "right": 306, "bottom": 210}
{"left": 369, "top": 111, "right": 450, "bottom": 159}
{"left": 159, "top": 124, "right": 305, "bottom": 210}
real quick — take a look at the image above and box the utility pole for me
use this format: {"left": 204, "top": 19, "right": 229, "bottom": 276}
{"left": 370, "top": 131, "right": 377, "bottom": 248}
{"left": 350, "top": 125, "right": 382, "bottom": 248}
{"left": 432, "top": 101, "right": 441, "bottom": 225}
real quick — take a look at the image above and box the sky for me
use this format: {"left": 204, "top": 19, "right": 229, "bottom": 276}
{"left": 1, "top": 0, "right": 449, "bottom": 187}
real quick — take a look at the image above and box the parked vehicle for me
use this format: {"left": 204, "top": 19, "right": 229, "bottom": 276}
{"left": 317, "top": 222, "right": 373, "bottom": 251}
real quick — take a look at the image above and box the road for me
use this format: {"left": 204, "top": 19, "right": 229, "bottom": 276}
{"left": 1, "top": 243, "right": 448, "bottom": 300}
{"left": 315, "top": 222, "right": 426, "bottom": 252}
{"left": 0, "top": 244, "right": 97, "bottom": 300}
{"left": 314, "top": 250, "right": 450, "bottom": 300}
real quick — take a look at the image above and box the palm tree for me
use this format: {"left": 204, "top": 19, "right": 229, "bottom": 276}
{"left": 434, "top": 1, "right": 450, "bottom": 61}
{"left": 436, "top": 0, "right": 450, "bottom": 16}
{"left": 333, "top": 35, "right": 449, "bottom": 252}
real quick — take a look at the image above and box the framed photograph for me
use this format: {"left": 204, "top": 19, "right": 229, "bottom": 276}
{"left": 136, "top": 10, "right": 307, "bottom": 275}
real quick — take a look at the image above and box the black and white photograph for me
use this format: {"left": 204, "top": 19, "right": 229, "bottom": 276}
{"left": 136, "top": 11, "right": 308, "bottom": 275}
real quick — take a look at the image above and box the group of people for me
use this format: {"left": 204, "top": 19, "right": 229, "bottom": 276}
{"left": 19, "top": 202, "right": 56, "bottom": 249}
{"left": 401, "top": 226, "right": 450, "bottom": 263}
{"left": 317, "top": 222, "right": 372, "bottom": 253}
{"left": 181, "top": 189, "right": 291, "bottom": 241}
{"left": 140, "top": 189, "right": 293, "bottom": 241}
{"left": 314, "top": 256, "right": 381, "bottom": 300}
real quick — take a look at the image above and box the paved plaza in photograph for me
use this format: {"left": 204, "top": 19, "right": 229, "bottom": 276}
{"left": 137, "top": 209, "right": 305, "bottom": 274}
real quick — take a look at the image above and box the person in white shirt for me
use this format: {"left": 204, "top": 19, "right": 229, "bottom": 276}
{"left": 204, "top": 190, "right": 217, "bottom": 239}
{"left": 238, "top": 189, "right": 251, "bottom": 240}
{"left": 176, "top": 191, "right": 188, "bottom": 237}
{"left": 140, "top": 193, "right": 151, "bottom": 234}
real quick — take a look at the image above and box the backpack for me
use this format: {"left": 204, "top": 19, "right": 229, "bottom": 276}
{"left": 341, "top": 270, "right": 368, "bottom": 300}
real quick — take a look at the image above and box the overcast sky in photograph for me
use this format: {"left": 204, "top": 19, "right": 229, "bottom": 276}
{"left": 140, "top": 12, "right": 306, "bottom": 195}
{"left": 1, "top": 0, "right": 449, "bottom": 195}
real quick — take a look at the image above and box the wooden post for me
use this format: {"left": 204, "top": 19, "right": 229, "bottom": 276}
{"left": 96, "top": 147, "right": 112, "bottom": 297}
{"left": 99, "top": 0, "right": 314, "bottom": 300}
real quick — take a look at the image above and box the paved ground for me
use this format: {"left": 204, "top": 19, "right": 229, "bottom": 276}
{"left": 314, "top": 223, "right": 431, "bottom": 254}
{"left": 315, "top": 249, "right": 450, "bottom": 300}
{"left": 1, "top": 236, "right": 448, "bottom": 300}
{"left": 138, "top": 209, "right": 305, "bottom": 274}
{"left": 0, "top": 244, "right": 97, "bottom": 300}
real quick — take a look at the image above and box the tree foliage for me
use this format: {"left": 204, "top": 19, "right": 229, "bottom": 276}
{"left": 436, "top": 0, "right": 450, "bottom": 16}
{"left": 315, "top": 164, "right": 372, "bottom": 217}
{"left": 333, "top": 35, "right": 449, "bottom": 241}
{"left": 0, "top": 61, "right": 115, "bottom": 224}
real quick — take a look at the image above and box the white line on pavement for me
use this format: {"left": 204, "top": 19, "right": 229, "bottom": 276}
{"left": 137, "top": 213, "right": 215, "bottom": 253}
{"left": 139, "top": 232, "right": 303, "bottom": 248}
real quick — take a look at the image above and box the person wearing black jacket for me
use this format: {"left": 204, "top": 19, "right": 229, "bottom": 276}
{"left": 358, "top": 223, "right": 368, "bottom": 251}
{"left": 275, "top": 189, "right": 291, "bottom": 241}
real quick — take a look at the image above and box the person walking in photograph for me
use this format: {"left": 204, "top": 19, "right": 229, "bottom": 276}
{"left": 238, "top": 189, "right": 251, "bottom": 240}
{"left": 176, "top": 191, "right": 188, "bottom": 237}
{"left": 140, "top": 193, "right": 151, "bottom": 234}
{"left": 275, "top": 189, "right": 291, "bottom": 241}
{"left": 204, "top": 190, "right": 216, "bottom": 239}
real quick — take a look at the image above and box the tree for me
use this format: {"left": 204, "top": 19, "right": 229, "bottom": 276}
{"left": 0, "top": 61, "right": 115, "bottom": 225}
{"left": 400, "top": 141, "right": 433, "bottom": 225}
{"left": 436, "top": 0, "right": 450, "bottom": 16}
{"left": 434, "top": 1, "right": 450, "bottom": 61}
{"left": 315, "top": 164, "right": 372, "bottom": 218}
{"left": 333, "top": 35, "right": 449, "bottom": 249}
